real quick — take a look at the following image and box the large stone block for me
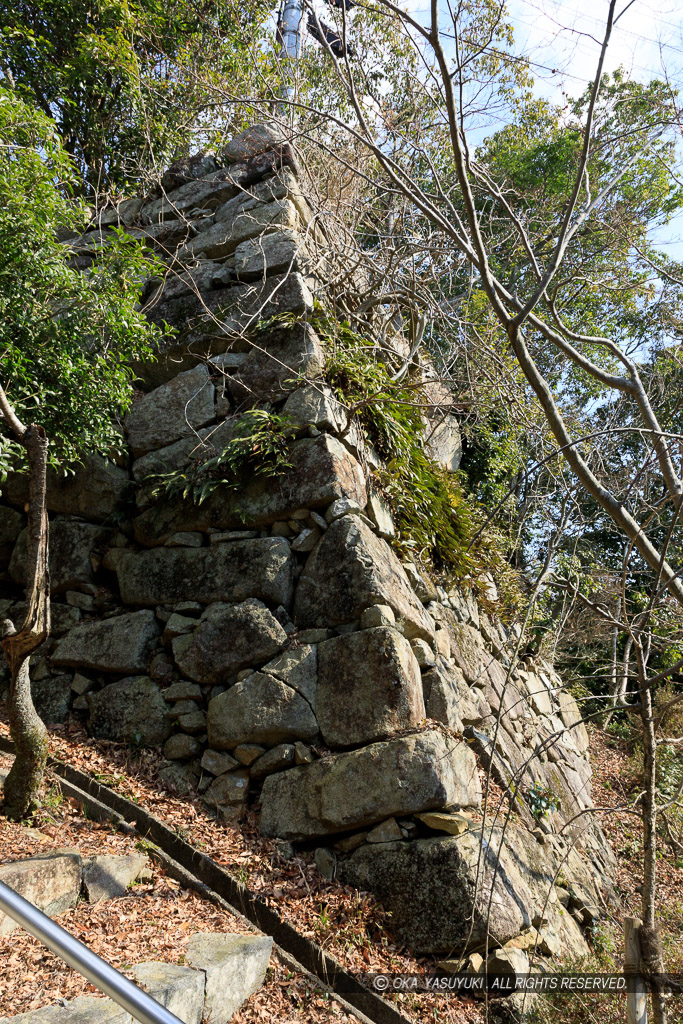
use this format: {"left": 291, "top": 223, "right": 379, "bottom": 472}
{"left": 234, "top": 230, "right": 314, "bottom": 281}
{"left": 259, "top": 730, "right": 481, "bottom": 840}
{"left": 0, "top": 850, "right": 82, "bottom": 936}
{"left": 207, "top": 673, "right": 317, "bottom": 749}
{"left": 422, "top": 657, "right": 490, "bottom": 729}
{"left": 223, "top": 122, "right": 287, "bottom": 162}
{"left": 115, "top": 538, "right": 295, "bottom": 607}
{"left": 10, "top": 520, "right": 110, "bottom": 594}
{"left": 338, "top": 829, "right": 543, "bottom": 955}
{"left": 52, "top": 610, "right": 160, "bottom": 674}
{"left": 88, "top": 676, "right": 172, "bottom": 745}
{"left": 83, "top": 853, "right": 149, "bottom": 902}
{"left": 125, "top": 365, "right": 216, "bottom": 457}
{"left": 294, "top": 515, "right": 434, "bottom": 642}
{"left": 316, "top": 628, "right": 424, "bottom": 747}
{"left": 131, "top": 962, "right": 204, "bottom": 1024}
{"left": 133, "top": 434, "right": 366, "bottom": 545}
{"left": 184, "top": 932, "right": 273, "bottom": 1023}
{"left": 185, "top": 199, "right": 298, "bottom": 261}
{"left": 228, "top": 323, "right": 324, "bottom": 406}
{"left": 2, "top": 456, "right": 129, "bottom": 523}
{"left": 31, "top": 674, "right": 73, "bottom": 724}
{"left": 172, "top": 599, "right": 288, "bottom": 684}
{"left": 261, "top": 644, "right": 317, "bottom": 703}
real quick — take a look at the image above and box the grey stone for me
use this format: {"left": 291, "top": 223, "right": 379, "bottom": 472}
{"left": 133, "top": 434, "right": 366, "bottom": 545}
{"left": 366, "top": 818, "right": 403, "bottom": 843}
{"left": 233, "top": 743, "right": 265, "bottom": 765}
{"left": 59, "top": 996, "right": 132, "bottom": 1024}
{"left": 184, "top": 932, "right": 273, "bottom": 1023}
{"left": 259, "top": 730, "right": 481, "bottom": 840}
{"left": 52, "top": 610, "right": 160, "bottom": 674}
{"left": 125, "top": 366, "right": 216, "bottom": 457}
{"left": 131, "top": 962, "right": 204, "bottom": 1024}
{"left": 71, "top": 672, "right": 95, "bottom": 695}
{"left": 359, "top": 604, "right": 395, "bottom": 629}
{"left": 200, "top": 749, "right": 239, "bottom": 775}
{"left": 229, "top": 323, "right": 324, "bottom": 406}
{"left": 143, "top": 167, "right": 244, "bottom": 223}
{"left": 207, "top": 673, "right": 317, "bottom": 749}
{"left": 172, "top": 599, "right": 288, "bottom": 683}
{"left": 367, "top": 492, "right": 395, "bottom": 540}
{"left": 83, "top": 853, "right": 148, "bottom": 902}
{"left": 291, "top": 527, "right": 320, "bottom": 552}
{"left": 404, "top": 562, "right": 438, "bottom": 603}
{"left": 316, "top": 628, "right": 424, "bottom": 748}
{"left": 31, "top": 674, "right": 73, "bottom": 724}
{"left": 163, "top": 680, "right": 202, "bottom": 702}
{"left": 261, "top": 645, "right": 317, "bottom": 703}
{"left": 411, "top": 638, "right": 436, "bottom": 667}
{"left": 0, "top": 504, "right": 22, "bottom": 551}
{"left": 164, "top": 733, "right": 202, "bottom": 760}
{"left": 223, "top": 122, "right": 287, "bottom": 162}
{"left": 423, "top": 414, "right": 462, "bottom": 473}
{"left": 338, "top": 829, "right": 540, "bottom": 955}
{"left": 186, "top": 199, "right": 298, "bottom": 260}
{"left": 250, "top": 743, "right": 295, "bottom": 779}
{"left": 283, "top": 384, "right": 347, "bottom": 433}
{"left": 295, "top": 515, "right": 435, "bottom": 643}
{"left": 325, "top": 498, "right": 363, "bottom": 523}
{"left": 294, "top": 741, "right": 314, "bottom": 765}
{"left": 423, "top": 657, "right": 489, "bottom": 729}
{"left": 203, "top": 770, "right": 250, "bottom": 818}
{"left": 159, "top": 762, "right": 199, "bottom": 796}
{"left": 163, "top": 613, "right": 196, "bottom": 640}
{"left": 2, "top": 455, "right": 129, "bottom": 523}
{"left": 178, "top": 709, "right": 206, "bottom": 734}
{"left": 234, "top": 229, "right": 313, "bottom": 280}
{"left": 0, "top": 850, "right": 82, "bottom": 936}
{"left": 88, "top": 676, "right": 171, "bottom": 745}
{"left": 164, "top": 531, "right": 204, "bottom": 547}
{"left": 416, "top": 811, "right": 471, "bottom": 836}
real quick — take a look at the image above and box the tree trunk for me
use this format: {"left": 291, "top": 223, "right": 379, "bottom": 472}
{"left": 0, "top": 411, "right": 51, "bottom": 820}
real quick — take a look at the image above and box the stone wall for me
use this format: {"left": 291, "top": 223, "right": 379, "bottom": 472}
{"left": 0, "top": 123, "right": 614, "bottom": 967}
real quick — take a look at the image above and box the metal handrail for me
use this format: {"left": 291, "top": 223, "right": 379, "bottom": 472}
{"left": 0, "top": 879, "right": 185, "bottom": 1024}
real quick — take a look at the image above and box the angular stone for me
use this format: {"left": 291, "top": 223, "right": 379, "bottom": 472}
{"left": 422, "top": 657, "right": 490, "bottom": 729}
{"left": 423, "top": 414, "right": 462, "bottom": 473}
{"left": 0, "top": 504, "right": 22, "bottom": 546}
{"left": 88, "top": 676, "right": 171, "bottom": 745}
{"left": 291, "top": 527, "right": 319, "bottom": 552}
{"left": 173, "top": 600, "right": 288, "bottom": 684}
{"left": 229, "top": 323, "right": 324, "bottom": 406}
{"left": 203, "top": 769, "right": 250, "bottom": 818}
{"left": 60, "top": 996, "right": 132, "bottom": 1024}
{"left": 233, "top": 743, "right": 265, "bottom": 765}
{"left": 184, "top": 932, "right": 273, "bottom": 1023}
{"left": 338, "top": 829, "right": 538, "bottom": 955}
{"left": 250, "top": 743, "right": 296, "bottom": 779}
{"left": 164, "top": 531, "right": 204, "bottom": 548}
{"left": 163, "top": 681, "right": 203, "bottom": 702}
{"left": 131, "top": 962, "right": 204, "bottom": 1024}
{"left": 125, "top": 365, "right": 215, "bottom": 457}
{"left": 325, "top": 498, "right": 363, "bottom": 523}
{"left": 316, "top": 628, "right": 424, "bottom": 748}
{"left": 52, "top": 610, "right": 160, "bottom": 674}
{"left": 261, "top": 645, "right": 317, "bottom": 703}
{"left": 411, "top": 638, "right": 436, "bottom": 667}
{"left": 164, "top": 733, "right": 202, "bottom": 760}
{"left": 367, "top": 492, "right": 395, "bottom": 540}
{"left": 259, "top": 730, "right": 481, "bottom": 840}
{"left": 223, "top": 122, "right": 287, "bottom": 162}
{"left": 2, "top": 456, "right": 130, "bottom": 523}
{"left": 31, "top": 674, "right": 73, "bottom": 724}
{"left": 159, "top": 762, "right": 199, "bottom": 796}
{"left": 359, "top": 604, "right": 395, "bottom": 629}
{"left": 207, "top": 673, "right": 317, "bottom": 749}
{"left": 367, "top": 818, "right": 402, "bottom": 843}
{"left": 416, "top": 811, "right": 471, "bottom": 836}
{"left": 12, "top": 520, "right": 110, "bottom": 593}
{"left": 186, "top": 199, "right": 298, "bottom": 260}
{"left": 133, "top": 434, "right": 366, "bottom": 544}
{"left": 200, "top": 749, "right": 239, "bottom": 775}
{"left": 115, "top": 538, "right": 295, "bottom": 608}
{"left": 295, "top": 515, "right": 434, "bottom": 643}
{"left": 82, "top": 853, "right": 148, "bottom": 902}
{"left": 282, "top": 384, "right": 347, "bottom": 433}
{"left": 0, "top": 850, "right": 82, "bottom": 936}
{"left": 234, "top": 229, "right": 313, "bottom": 280}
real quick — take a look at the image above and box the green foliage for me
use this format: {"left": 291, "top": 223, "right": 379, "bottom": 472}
{"left": 525, "top": 782, "right": 559, "bottom": 821}
{"left": 148, "top": 409, "right": 297, "bottom": 506}
{"left": 0, "top": 0, "right": 271, "bottom": 193}
{"left": 0, "top": 87, "right": 165, "bottom": 476}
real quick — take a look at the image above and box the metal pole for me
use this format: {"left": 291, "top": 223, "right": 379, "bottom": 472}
{"left": 280, "top": 0, "right": 303, "bottom": 102}
{"left": 0, "top": 880, "right": 185, "bottom": 1024}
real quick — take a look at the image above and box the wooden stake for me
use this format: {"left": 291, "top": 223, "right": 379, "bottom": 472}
{"left": 625, "top": 916, "right": 648, "bottom": 1024}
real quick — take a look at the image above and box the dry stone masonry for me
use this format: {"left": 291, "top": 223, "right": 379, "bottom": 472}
{"left": 1, "top": 123, "right": 615, "bottom": 967}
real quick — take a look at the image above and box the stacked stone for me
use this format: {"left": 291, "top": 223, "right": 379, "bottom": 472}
{"left": 0, "top": 123, "right": 614, "bottom": 963}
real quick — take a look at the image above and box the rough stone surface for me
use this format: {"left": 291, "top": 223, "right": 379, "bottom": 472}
{"left": 83, "top": 853, "right": 148, "bottom": 902}
{"left": 125, "top": 365, "right": 215, "bottom": 457}
{"left": 52, "top": 610, "right": 160, "bottom": 674}
{"left": 260, "top": 645, "right": 317, "bottom": 703}
{"left": 0, "top": 851, "right": 82, "bottom": 936}
{"left": 207, "top": 673, "right": 317, "bottom": 749}
{"left": 164, "top": 733, "right": 202, "bottom": 760}
{"left": 422, "top": 657, "right": 490, "bottom": 730}
{"left": 229, "top": 324, "right": 324, "bottom": 406}
{"left": 115, "top": 539, "right": 295, "bottom": 607}
{"left": 30, "top": 674, "right": 73, "bottom": 724}
{"left": 295, "top": 515, "right": 434, "bottom": 642}
{"left": 283, "top": 384, "right": 347, "bottom": 433}
{"left": 259, "top": 730, "right": 481, "bottom": 840}
{"left": 316, "top": 628, "right": 424, "bottom": 748}
{"left": 338, "top": 829, "right": 545, "bottom": 955}
{"left": 203, "top": 769, "right": 250, "bottom": 818}
{"left": 250, "top": 743, "right": 296, "bottom": 779}
{"left": 133, "top": 434, "right": 366, "bottom": 544}
{"left": 187, "top": 199, "right": 298, "bottom": 261}
{"left": 88, "top": 676, "right": 171, "bottom": 745}
{"left": 184, "top": 932, "right": 273, "bottom": 1022}
{"left": 2, "top": 455, "right": 130, "bottom": 523}
{"left": 201, "top": 749, "right": 240, "bottom": 775}
{"left": 172, "top": 600, "right": 288, "bottom": 684}
{"left": 223, "top": 122, "right": 287, "bottom": 162}
{"left": 131, "top": 962, "right": 204, "bottom": 1024}
{"left": 234, "top": 229, "right": 313, "bottom": 280}
{"left": 10, "top": 520, "right": 110, "bottom": 594}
